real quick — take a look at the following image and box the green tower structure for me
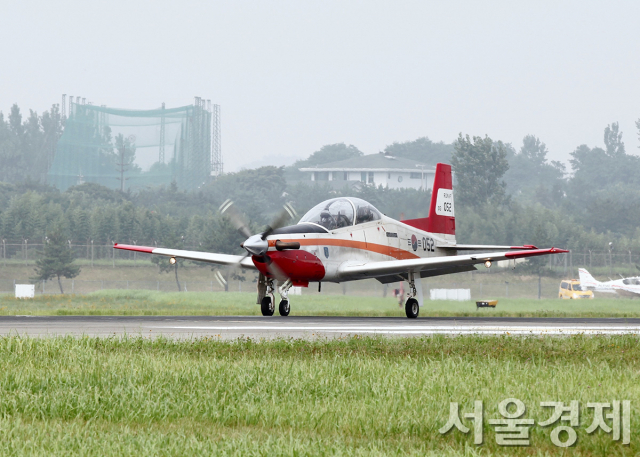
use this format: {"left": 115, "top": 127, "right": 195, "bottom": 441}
{"left": 48, "top": 100, "right": 214, "bottom": 191}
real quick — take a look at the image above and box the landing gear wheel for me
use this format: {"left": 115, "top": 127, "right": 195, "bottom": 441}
{"left": 278, "top": 299, "right": 290, "bottom": 316}
{"left": 405, "top": 298, "right": 419, "bottom": 319}
{"left": 261, "top": 296, "right": 275, "bottom": 316}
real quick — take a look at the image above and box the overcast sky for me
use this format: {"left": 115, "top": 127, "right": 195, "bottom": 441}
{"left": 2, "top": 0, "right": 639, "bottom": 171}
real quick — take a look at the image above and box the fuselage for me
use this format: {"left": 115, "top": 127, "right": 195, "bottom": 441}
{"left": 253, "top": 214, "right": 455, "bottom": 286}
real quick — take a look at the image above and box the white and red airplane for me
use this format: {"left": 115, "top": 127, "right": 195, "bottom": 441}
{"left": 579, "top": 268, "right": 640, "bottom": 297}
{"left": 114, "top": 163, "right": 567, "bottom": 318}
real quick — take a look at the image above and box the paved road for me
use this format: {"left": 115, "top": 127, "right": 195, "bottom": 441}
{"left": 1, "top": 315, "right": 639, "bottom": 339}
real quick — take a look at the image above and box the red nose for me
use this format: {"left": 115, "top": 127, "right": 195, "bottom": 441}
{"left": 253, "top": 250, "right": 325, "bottom": 285}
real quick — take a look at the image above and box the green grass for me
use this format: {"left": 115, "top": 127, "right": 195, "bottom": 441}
{"left": 0, "top": 335, "right": 637, "bottom": 455}
{"left": 0, "top": 290, "right": 639, "bottom": 317}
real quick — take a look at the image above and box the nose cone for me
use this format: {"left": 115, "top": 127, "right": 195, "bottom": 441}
{"left": 243, "top": 234, "right": 268, "bottom": 256}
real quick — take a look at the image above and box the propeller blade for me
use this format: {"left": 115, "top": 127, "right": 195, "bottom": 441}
{"left": 219, "top": 199, "right": 252, "bottom": 239}
{"left": 264, "top": 254, "right": 289, "bottom": 281}
{"left": 261, "top": 203, "right": 297, "bottom": 240}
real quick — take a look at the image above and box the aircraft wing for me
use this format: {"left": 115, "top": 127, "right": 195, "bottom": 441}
{"left": 612, "top": 284, "right": 640, "bottom": 296}
{"left": 113, "top": 244, "right": 257, "bottom": 270}
{"left": 338, "top": 247, "right": 568, "bottom": 281}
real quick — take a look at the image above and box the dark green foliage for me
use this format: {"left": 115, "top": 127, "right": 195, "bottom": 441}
{"left": 286, "top": 143, "right": 363, "bottom": 182}
{"left": 66, "top": 182, "right": 128, "bottom": 204}
{"left": 565, "top": 125, "right": 640, "bottom": 235}
{"left": 503, "top": 135, "right": 565, "bottom": 206}
{"left": 451, "top": 133, "right": 509, "bottom": 207}
{"left": 383, "top": 136, "right": 453, "bottom": 164}
{"left": 33, "top": 227, "right": 80, "bottom": 293}
{"left": 0, "top": 104, "right": 63, "bottom": 184}
{"left": 604, "top": 121, "right": 625, "bottom": 157}
{"left": 2, "top": 102, "right": 640, "bottom": 261}
{"left": 293, "top": 143, "right": 362, "bottom": 168}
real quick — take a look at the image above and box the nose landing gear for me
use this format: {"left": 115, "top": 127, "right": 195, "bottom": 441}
{"left": 278, "top": 299, "right": 290, "bottom": 316}
{"left": 278, "top": 279, "right": 293, "bottom": 316}
{"left": 258, "top": 276, "right": 293, "bottom": 317}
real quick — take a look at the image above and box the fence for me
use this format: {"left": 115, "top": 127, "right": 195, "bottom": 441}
{"left": 2, "top": 242, "right": 639, "bottom": 271}
{"left": 1, "top": 241, "right": 638, "bottom": 300}
{"left": 0, "top": 277, "right": 580, "bottom": 301}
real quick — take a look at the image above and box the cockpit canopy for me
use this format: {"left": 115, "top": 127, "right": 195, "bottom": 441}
{"left": 298, "top": 197, "right": 382, "bottom": 230}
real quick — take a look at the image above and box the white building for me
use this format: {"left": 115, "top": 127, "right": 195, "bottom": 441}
{"left": 299, "top": 153, "right": 435, "bottom": 191}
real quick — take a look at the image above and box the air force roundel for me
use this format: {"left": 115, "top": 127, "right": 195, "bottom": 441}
{"left": 411, "top": 234, "right": 418, "bottom": 251}
{"left": 324, "top": 247, "right": 329, "bottom": 258}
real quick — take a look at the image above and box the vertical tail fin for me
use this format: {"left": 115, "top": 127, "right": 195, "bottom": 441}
{"left": 578, "top": 268, "right": 600, "bottom": 289}
{"left": 426, "top": 163, "right": 455, "bottom": 237}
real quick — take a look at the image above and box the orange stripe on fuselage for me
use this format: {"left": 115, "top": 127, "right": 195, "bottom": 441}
{"left": 268, "top": 238, "right": 420, "bottom": 260}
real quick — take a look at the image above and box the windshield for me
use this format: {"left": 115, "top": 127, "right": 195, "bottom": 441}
{"left": 350, "top": 197, "right": 382, "bottom": 224}
{"left": 298, "top": 198, "right": 355, "bottom": 230}
{"left": 572, "top": 283, "right": 582, "bottom": 291}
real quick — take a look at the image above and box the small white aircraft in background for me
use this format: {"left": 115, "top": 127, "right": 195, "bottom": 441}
{"left": 579, "top": 268, "right": 640, "bottom": 297}
{"left": 115, "top": 163, "right": 568, "bottom": 318}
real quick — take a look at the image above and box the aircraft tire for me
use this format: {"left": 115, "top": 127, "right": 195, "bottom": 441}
{"left": 278, "top": 299, "right": 290, "bottom": 316}
{"left": 405, "top": 298, "right": 419, "bottom": 319}
{"left": 261, "top": 296, "right": 275, "bottom": 316}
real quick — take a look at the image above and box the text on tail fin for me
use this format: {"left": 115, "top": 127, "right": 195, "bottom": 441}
{"left": 427, "top": 163, "right": 455, "bottom": 235}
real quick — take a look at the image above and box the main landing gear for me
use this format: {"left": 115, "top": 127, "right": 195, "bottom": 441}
{"left": 259, "top": 275, "right": 293, "bottom": 317}
{"left": 404, "top": 272, "right": 422, "bottom": 319}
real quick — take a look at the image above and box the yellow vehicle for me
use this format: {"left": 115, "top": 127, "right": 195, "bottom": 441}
{"left": 559, "top": 279, "right": 594, "bottom": 299}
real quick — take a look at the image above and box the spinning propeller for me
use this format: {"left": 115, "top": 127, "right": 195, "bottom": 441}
{"left": 218, "top": 199, "right": 298, "bottom": 280}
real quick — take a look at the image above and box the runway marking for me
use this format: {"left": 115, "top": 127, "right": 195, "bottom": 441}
{"left": 148, "top": 325, "right": 640, "bottom": 335}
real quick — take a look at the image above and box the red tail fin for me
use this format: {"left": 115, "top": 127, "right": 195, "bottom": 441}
{"left": 401, "top": 163, "right": 455, "bottom": 236}
{"left": 427, "top": 163, "right": 455, "bottom": 235}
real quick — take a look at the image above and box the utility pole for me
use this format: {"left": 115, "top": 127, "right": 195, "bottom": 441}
{"left": 159, "top": 102, "right": 165, "bottom": 163}
{"left": 609, "top": 242, "right": 613, "bottom": 277}
{"left": 116, "top": 142, "right": 128, "bottom": 192}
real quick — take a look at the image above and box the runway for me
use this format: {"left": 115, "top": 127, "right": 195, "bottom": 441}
{"left": 0, "top": 315, "right": 639, "bottom": 339}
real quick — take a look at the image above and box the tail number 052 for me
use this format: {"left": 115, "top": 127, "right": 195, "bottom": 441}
{"left": 438, "top": 202, "right": 452, "bottom": 213}
{"left": 423, "top": 237, "right": 435, "bottom": 252}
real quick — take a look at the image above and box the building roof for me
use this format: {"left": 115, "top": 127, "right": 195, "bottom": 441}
{"left": 299, "top": 153, "right": 434, "bottom": 172}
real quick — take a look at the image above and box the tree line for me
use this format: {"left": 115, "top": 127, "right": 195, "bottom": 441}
{"left": 1, "top": 101, "right": 640, "bottom": 265}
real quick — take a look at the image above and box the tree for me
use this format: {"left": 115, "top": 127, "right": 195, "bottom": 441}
{"left": 604, "top": 122, "right": 625, "bottom": 157}
{"left": 287, "top": 143, "right": 363, "bottom": 182}
{"left": 296, "top": 143, "right": 363, "bottom": 167}
{"left": 503, "top": 135, "right": 565, "bottom": 206}
{"left": 33, "top": 227, "right": 80, "bottom": 294}
{"left": 383, "top": 137, "right": 453, "bottom": 164}
{"left": 114, "top": 133, "right": 138, "bottom": 192}
{"left": 451, "top": 134, "right": 509, "bottom": 207}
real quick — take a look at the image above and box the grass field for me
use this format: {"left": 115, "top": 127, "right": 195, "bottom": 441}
{"left": 0, "top": 335, "right": 637, "bottom": 455}
{"left": 0, "top": 289, "right": 639, "bottom": 318}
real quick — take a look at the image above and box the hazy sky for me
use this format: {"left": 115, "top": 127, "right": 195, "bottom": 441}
{"left": 2, "top": 0, "right": 639, "bottom": 171}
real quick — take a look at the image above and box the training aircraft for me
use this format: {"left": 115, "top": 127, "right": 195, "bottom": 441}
{"left": 578, "top": 268, "right": 640, "bottom": 297}
{"left": 114, "top": 163, "right": 567, "bottom": 318}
